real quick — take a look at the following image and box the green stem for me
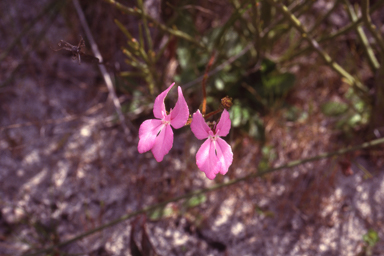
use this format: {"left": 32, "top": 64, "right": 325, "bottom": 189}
{"left": 252, "top": 1, "right": 261, "bottom": 63}
{"left": 104, "top": 0, "right": 207, "bottom": 50}
{"left": 309, "top": 0, "right": 340, "bottom": 34}
{"left": 344, "top": 0, "right": 380, "bottom": 71}
{"left": 203, "top": 108, "right": 223, "bottom": 120}
{"left": 292, "top": 0, "right": 315, "bottom": 18}
{"left": 23, "top": 137, "right": 384, "bottom": 256}
{"left": 137, "top": 0, "right": 153, "bottom": 52}
{"left": 214, "top": 0, "right": 252, "bottom": 50}
{"left": 261, "top": 0, "right": 314, "bottom": 41}
{"left": 280, "top": 0, "right": 384, "bottom": 63}
{"left": 282, "top": 0, "right": 330, "bottom": 61}
{"left": 201, "top": 54, "right": 215, "bottom": 115}
{"left": 362, "top": 0, "right": 384, "bottom": 56}
{"left": 267, "top": 0, "right": 367, "bottom": 94}
{"left": 184, "top": 108, "right": 222, "bottom": 126}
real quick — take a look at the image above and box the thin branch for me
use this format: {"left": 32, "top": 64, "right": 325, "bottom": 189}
{"left": 137, "top": 0, "right": 153, "bottom": 53}
{"left": 309, "top": 0, "right": 340, "bottom": 34}
{"left": 344, "top": 0, "right": 380, "bottom": 72}
{"left": 279, "top": 0, "right": 384, "bottom": 63}
{"left": 104, "top": 0, "right": 207, "bottom": 50}
{"left": 362, "top": 0, "right": 384, "bottom": 56}
{"left": 267, "top": 0, "right": 368, "bottom": 96}
{"left": 281, "top": 0, "right": 341, "bottom": 63}
{"left": 72, "top": 0, "right": 136, "bottom": 136}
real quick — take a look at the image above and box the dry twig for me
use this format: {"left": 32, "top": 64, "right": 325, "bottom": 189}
{"left": 72, "top": 0, "right": 136, "bottom": 137}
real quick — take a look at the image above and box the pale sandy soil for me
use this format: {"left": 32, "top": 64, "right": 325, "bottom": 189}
{"left": 1, "top": 1, "right": 384, "bottom": 255}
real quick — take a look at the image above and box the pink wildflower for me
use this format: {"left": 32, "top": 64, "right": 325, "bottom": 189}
{"left": 138, "top": 83, "right": 189, "bottom": 162}
{"left": 190, "top": 109, "right": 233, "bottom": 179}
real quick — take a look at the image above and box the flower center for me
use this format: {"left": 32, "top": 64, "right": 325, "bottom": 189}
{"left": 162, "top": 111, "right": 171, "bottom": 125}
{"left": 208, "top": 130, "right": 217, "bottom": 141}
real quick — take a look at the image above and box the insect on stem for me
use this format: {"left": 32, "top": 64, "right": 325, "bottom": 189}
{"left": 51, "top": 36, "right": 99, "bottom": 65}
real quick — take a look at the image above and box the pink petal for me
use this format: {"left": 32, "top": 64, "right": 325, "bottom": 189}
{"left": 170, "top": 86, "right": 189, "bottom": 129}
{"left": 196, "top": 139, "right": 220, "bottom": 180}
{"left": 151, "top": 124, "right": 174, "bottom": 162}
{"left": 215, "top": 137, "right": 233, "bottom": 175}
{"left": 190, "top": 110, "right": 210, "bottom": 140}
{"left": 153, "top": 82, "right": 175, "bottom": 119}
{"left": 216, "top": 109, "right": 231, "bottom": 137}
{"left": 138, "top": 119, "right": 164, "bottom": 153}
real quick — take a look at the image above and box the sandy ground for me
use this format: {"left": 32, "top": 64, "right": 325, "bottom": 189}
{"left": 1, "top": 0, "right": 384, "bottom": 255}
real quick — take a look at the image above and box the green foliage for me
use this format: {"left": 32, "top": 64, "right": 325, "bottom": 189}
{"left": 284, "top": 105, "right": 307, "bottom": 122}
{"left": 182, "top": 194, "right": 206, "bottom": 209}
{"left": 148, "top": 205, "right": 177, "bottom": 221}
{"left": 230, "top": 102, "right": 265, "bottom": 141}
{"left": 104, "top": 0, "right": 384, "bottom": 141}
{"left": 148, "top": 195, "right": 206, "bottom": 221}
{"left": 225, "top": 58, "right": 296, "bottom": 111}
{"left": 255, "top": 205, "right": 275, "bottom": 218}
{"left": 320, "top": 88, "right": 370, "bottom": 135}
{"left": 110, "top": 0, "right": 381, "bottom": 143}
{"left": 321, "top": 101, "right": 348, "bottom": 117}
{"left": 258, "top": 145, "right": 277, "bottom": 172}
{"left": 363, "top": 229, "right": 379, "bottom": 247}
{"left": 360, "top": 229, "right": 380, "bottom": 256}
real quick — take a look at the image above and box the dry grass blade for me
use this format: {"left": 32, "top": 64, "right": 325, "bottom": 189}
{"left": 72, "top": 0, "right": 135, "bottom": 137}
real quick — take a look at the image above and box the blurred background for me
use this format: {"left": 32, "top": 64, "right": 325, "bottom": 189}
{"left": 1, "top": 0, "right": 384, "bottom": 255}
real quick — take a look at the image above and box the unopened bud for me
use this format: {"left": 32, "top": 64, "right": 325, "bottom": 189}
{"left": 221, "top": 96, "right": 233, "bottom": 110}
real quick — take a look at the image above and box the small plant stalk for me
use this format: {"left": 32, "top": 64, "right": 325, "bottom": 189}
{"left": 344, "top": 0, "right": 380, "bottom": 72}
{"left": 104, "top": 0, "right": 207, "bottom": 49}
{"left": 267, "top": 0, "right": 369, "bottom": 103}
{"left": 362, "top": 0, "right": 384, "bottom": 56}
{"left": 201, "top": 53, "right": 216, "bottom": 115}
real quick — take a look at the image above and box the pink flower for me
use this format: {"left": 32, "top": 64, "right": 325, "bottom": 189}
{"left": 138, "top": 83, "right": 189, "bottom": 162}
{"left": 190, "top": 109, "right": 233, "bottom": 179}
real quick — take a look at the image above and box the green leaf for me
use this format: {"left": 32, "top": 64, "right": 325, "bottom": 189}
{"left": 262, "top": 72, "right": 295, "bottom": 96}
{"left": 176, "top": 47, "right": 190, "bottom": 69}
{"left": 183, "top": 194, "right": 206, "bottom": 209}
{"left": 260, "top": 58, "right": 276, "bottom": 74}
{"left": 363, "top": 229, "right": 379, "bottom": 247}
{"left": 248, "top": 115, "right": 264, "bottom": 141}
{"left": 148, "top": 205, "right": 176, "bottom": 221}
{"left": 284, "top": 106, "right": 300, "bottom": 122}
{"left": 231, "top": 104, "right": 243, "bottom": 127}
{"left": 320, "top": 101, "right": 348, "bottom": 117}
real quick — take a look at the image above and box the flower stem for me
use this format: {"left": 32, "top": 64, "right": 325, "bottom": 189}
{"left": 204, "top": 108, "right": 223, "bottom": 120}
{"left": 184, "top": 108, "right": 223, "bottom": 126}
{"left": 202, "top": 53, "right": 216, "bottom": 115}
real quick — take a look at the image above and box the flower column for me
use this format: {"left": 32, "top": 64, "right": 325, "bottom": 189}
{"left": 138, "top": 83, "right": 189, "bottom": 162}
{"left": 190, "top": 109, "right": 233, "bottom": 179}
